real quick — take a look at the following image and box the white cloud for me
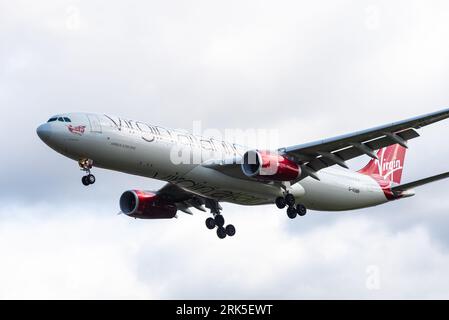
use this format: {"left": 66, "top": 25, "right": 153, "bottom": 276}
{"left": 2, "top": 204, "right": 449, "bottom": 299}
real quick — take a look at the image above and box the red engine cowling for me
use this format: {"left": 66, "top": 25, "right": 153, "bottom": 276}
{"left": 119, "top": 190, "right": 177, "bottom": 219}
{"left": 241, "top": 150, "right": 301, "bottom": 181}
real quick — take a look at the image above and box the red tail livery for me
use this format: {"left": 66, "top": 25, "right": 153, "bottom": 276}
{"left": 358, "top": 144, "right": 407, "bottom": 184}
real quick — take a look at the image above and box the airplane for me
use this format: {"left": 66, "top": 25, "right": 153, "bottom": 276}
{"left": 36, "top": 109, "right": 449, "bottom": 239}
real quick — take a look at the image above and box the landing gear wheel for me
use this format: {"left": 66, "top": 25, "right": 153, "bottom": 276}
{"left": 87, "top": 174, "right": 96, "bottom": 185}
{"left": 81, "top": 176, "right": 90, "bottom": 186}
{"left": 217, "top": 227, "right": 227, "bottom": 239}
{"left": 205, "top": 217, "right": 216, "bottom": 230}
{"left": 287, "top": 206, "right": 297, "bottom": 219}
{"left": 275, "top": 196, "right": 287, "bottom": 209}
{"left": 285, "top": 193, "right": 295, "bottom": 207}
{"left": 296, "top": 204, "right": 307, "bottom": 216}
{"left": 214, "top": 215, "right": 225, "bottom": 227}
{"left": 79, "top": 159, "right": 95, "bottom": 186}
{"left": 225, "top": 224, "right": 236, "bottom": 237}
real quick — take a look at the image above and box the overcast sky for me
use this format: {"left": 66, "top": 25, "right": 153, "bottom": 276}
{"left": 1, "top": 0, "right": 449, "bottom": 299}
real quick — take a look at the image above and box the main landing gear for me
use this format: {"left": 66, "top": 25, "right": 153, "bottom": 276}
{"left": 79, "top": 159, "right": 96, "bottom": 186}
{"left": 204, "top": 200, "right": 235, "bottom": 239}
{"left": 205, "top": 215, "right": 236, "bottom": 239}
{"left": 275, "top": 193, "right": 307, "bottom": 219}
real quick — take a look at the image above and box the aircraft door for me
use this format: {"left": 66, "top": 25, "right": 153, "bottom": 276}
{"left": 87, "top": 114, "right": 102, "bottom": 133}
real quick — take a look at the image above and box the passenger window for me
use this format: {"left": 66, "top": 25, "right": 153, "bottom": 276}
{"left": 48, "top": 118, "right": 57, "bottom": 122}
{"left": 63, "top": 117, "right": 71, "bottom": 122}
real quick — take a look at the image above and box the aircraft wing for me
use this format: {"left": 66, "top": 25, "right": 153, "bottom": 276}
{"left": 280, "top": 108, "right": 449, "bottom": 179}
{"left": 391, "top": 171, "right": 449, "bottom": 193}
{"left": 156, "top": 182, "right": 220, "bottom": 215}
{"left": 201, "top": 157, "right": 251, "bottom": 181}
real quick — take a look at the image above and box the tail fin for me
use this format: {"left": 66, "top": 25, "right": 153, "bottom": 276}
{"left": 358, "top": 144, "right": 407, "bottom": 184}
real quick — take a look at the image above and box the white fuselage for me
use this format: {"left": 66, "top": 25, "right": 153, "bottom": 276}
{"left": 36, "top": 113, "right": 392, "bottom": 211}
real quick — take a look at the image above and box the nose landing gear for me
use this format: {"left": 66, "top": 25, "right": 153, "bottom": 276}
{"left": 275, "top": 194, "right": 307, "bottom": 219}
{"left": 79, "top": 159, "right": 96, "bottom": 186}
{"left": 81, "top": 174, "right": 96, "bottom": 186}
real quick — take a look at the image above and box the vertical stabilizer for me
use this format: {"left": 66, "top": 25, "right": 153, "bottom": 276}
{"left": 358, "top": 144, "right": 407, "bottom": 184}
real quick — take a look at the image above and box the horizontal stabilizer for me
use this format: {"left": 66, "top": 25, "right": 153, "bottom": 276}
{"left": 392, "top": 171, "right": 449, "bottom": 192}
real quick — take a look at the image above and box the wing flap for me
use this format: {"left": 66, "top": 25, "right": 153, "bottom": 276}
{"left": 305, "top": 128, "right": 420, "bottom": 172}
{"left": 156, "top": 182, "right": 195, "bottom": 202}
{"left": 156, "top": 182, "right": 220, "bottom": 214}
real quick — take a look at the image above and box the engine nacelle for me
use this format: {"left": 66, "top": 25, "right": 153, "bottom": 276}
{"left": 241, "top": 150, "right": 301, "bottom": 181}
{"left": 119, "top": 190, "right": 177, "bottom": 219}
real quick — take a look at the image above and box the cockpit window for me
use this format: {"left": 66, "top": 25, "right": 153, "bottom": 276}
{"left": 47, "top": 116, "right": 71, "bottom": 122}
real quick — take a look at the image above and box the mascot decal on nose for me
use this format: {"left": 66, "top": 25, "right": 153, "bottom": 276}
{"left": 67, "top": 125, "right": 86, "bottom": 135}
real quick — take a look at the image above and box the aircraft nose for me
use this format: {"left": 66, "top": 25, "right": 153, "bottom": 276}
{"left": 36, "top": 123, "right": 52, "bottom": 142}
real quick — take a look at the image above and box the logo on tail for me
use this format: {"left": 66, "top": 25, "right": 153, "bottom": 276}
{"left": 358, "top": 144, "right": 407, "bottom": 184}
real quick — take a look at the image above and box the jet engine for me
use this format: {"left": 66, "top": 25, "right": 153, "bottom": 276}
{"left": 119, "top": 190, "right": 177, "bottom": 219}
{"left": 241, "top": 150, "right": 301, "bottom": 181}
